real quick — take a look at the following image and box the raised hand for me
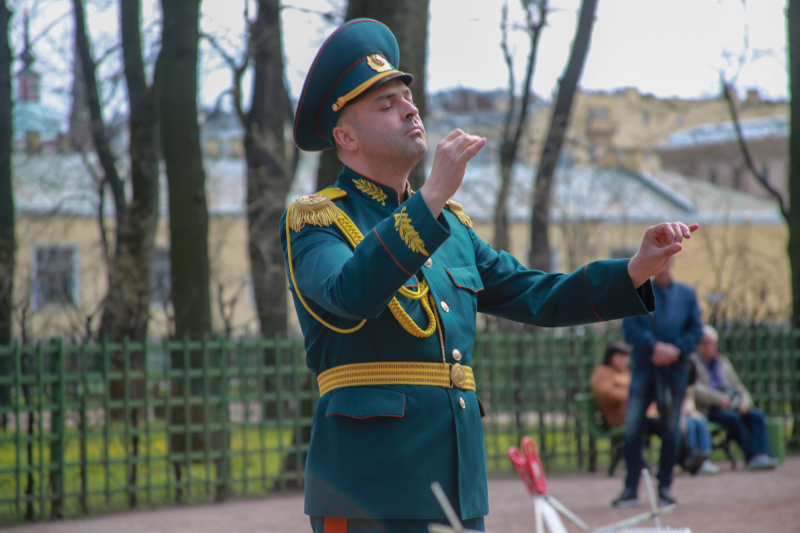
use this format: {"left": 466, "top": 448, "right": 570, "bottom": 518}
{"left": 420, "top": 129, "right": 486, "bottom": 216}
{"left": 627, "top": 222, "right": 700, "bottom": 288}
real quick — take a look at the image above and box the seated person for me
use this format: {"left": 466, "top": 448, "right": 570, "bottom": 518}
{"left": 590, "top": 341, "right": 634, "bottom": 429}
{"left": 680, "top": 365, "right": 719, "bottom": 475}
{"left": 591, "top": 341, "right": 705, "bottom": 474}
{"left": 691, "top": 324, "right": 779, "bottom": 470}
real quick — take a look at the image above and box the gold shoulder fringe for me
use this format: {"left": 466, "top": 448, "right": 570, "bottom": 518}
{"left": 287, "top": 194, "right": 338, "bottom": 232}
{"left": 445, "top": 200, "right": 472, "bottom": 228}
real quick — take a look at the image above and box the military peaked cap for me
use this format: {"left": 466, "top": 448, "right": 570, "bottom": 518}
{"left": 293, "top": 18, "right": 414, "bottom": 152}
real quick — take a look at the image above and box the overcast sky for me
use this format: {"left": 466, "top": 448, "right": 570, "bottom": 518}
{"left": 14, "top": 0, "right": 789, "bottom": 119}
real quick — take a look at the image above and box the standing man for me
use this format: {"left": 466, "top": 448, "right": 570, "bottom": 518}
{"left": 692, "top": 324, "right": 779, "bottom": 470}
{"left": 616, "top": 258, "right": 703, "bottom": 508}
{"left": 281, "top": 18, "right": 699, "bottom": 533}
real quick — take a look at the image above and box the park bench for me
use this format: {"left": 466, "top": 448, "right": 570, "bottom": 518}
{"left": 574, "top": 392, "right": 738, "bottom": 476}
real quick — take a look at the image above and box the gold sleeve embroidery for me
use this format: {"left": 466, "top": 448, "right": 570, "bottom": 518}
{"left": 393, "top": 206, "right": 429, "bottom": 256}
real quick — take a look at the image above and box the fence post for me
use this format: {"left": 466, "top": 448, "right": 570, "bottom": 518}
{"left": 49, "top": 338, "right": 65, "bottom": 519}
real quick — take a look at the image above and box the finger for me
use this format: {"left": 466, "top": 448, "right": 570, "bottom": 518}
{"left": 463, "top": 137, "right": 486, "bottom": 157}
{"left": 443, "top": 129, "right": 464, "bottom": 142}
{"left": 669, "top": 222, "right": 684, "bottom": 243}
{"left": 452, "top": 132, "right": 482, "bottom": 152}
{"left": 674, "top": 222, "right": 697, "bottom": 239}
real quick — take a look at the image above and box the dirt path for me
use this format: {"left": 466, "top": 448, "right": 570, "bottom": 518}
{"left": 4, "top": 456, "right": 798, "bottom": 532}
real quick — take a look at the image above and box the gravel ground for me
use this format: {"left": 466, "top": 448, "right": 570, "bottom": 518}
{"left": 3, "top": 455, "right": 798, "bottom": 533}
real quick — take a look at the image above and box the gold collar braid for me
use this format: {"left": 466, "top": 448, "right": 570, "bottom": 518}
{"left": 285, "top": 200, "right": 436, "bottom": 337}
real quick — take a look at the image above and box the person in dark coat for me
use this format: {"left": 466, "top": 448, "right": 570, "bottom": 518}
{"left": 615, "top": 258, "right": 703, "bottom": 508}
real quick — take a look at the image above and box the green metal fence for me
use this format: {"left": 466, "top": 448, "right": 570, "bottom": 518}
{"left": 0, "top": 328, "right": 798, "bottom": 524}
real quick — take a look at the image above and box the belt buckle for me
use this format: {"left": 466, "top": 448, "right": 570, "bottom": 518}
{"left": 450, "top": 363, "right": 467, "bottom": 389}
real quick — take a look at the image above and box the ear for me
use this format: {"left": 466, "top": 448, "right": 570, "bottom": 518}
{"left": 332, "top": 123, "right": 358, "bottom": 153}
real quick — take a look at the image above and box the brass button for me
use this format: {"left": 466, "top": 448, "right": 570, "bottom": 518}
{"left": 441, "top": 301, "right": 450, "bottom": 312}
{"left": 452, "top": 349, "right": 462, "bottom": 361}
{"left": 424, "top": 258, "right": 433, "bottom": 268}
{"left": 459, "top": 397, "right": 466, "bottom": 409}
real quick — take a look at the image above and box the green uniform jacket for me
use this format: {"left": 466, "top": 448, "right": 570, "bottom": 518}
{"left": 279, "top": 166, "right": 655, "bottom": 521}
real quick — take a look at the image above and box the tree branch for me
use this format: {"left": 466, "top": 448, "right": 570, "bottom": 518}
{"left": 722, "top": 80, "right": 788, "bottom": 220}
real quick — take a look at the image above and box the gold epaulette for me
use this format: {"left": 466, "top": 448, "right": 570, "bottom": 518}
{"left": 445, "top": 200, "right": 472, "bottom": 228}
{"left": 286, "top": 188, "right": 347, "bottom": 232}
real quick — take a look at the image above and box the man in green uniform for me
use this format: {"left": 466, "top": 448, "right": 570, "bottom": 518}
{"left": 280, "top": 18, "right": 699, "bottom": 533}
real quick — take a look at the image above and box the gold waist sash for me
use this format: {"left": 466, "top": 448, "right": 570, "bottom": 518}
{"left": 316, "top": 362, "right": 475, "bottom": 396}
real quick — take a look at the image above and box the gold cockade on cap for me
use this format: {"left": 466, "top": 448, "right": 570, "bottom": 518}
{"left": 367, "top": 54, "right": 393, "bottom": 73}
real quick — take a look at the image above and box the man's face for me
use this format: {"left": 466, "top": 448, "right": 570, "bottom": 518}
{"left": 338, "top": 79, "right": 427, "bottom": 165}
{"left": 697, "top": 335, "right": 718, "bottom": 362}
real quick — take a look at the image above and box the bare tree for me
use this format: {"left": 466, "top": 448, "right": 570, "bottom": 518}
{"left": 0, "top": 1, "right": 13, "bottom": 348}
{"left": 234, "top": 0, "right": 297, "bottom": 339}
{"left": 0, "top": 1, "right": 14, "bottom": 430}
{"left": 721, "top": 80, "right": 788, "bottom": 218}
{"left": 494, "top": 0, "right": 547, "bottom": 254}
{"left": 787, "top": 0, "right": 800, "bottom": 449}
{"left": 71, "top": 0, "right": 161, "bottom": 504}
{"left": 317, "top": 0, "right": 430, "bottom": 191}
{"left": 528, "top": 0, "right": 597, "bottom": 271}
{"left": 157, "top": 0, "right": 215, "bottom": 500}
{"left": 157, "top": 0, "right": 211, "bottom": 339}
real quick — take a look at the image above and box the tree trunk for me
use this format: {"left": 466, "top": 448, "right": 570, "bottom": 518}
{"left": 246, "top": 0, "right": 293, "bottom": 340}
{"left": 0, "top": 1, "right": 15, "bottom": 431}
{"left": 158, "top": 0, "right": 211, "bottom": 340}
{"left": 528, "top": 0, "right": 597, "bottom": 272}
{"left": 157, "top": 0, "right": 215, "bottom": 484}
{"left": 316, "top": 0, "right": 430, "bottom": 190}
{"left": 0, "top": 1, "right": 13, "bottom": 348}
{"left": 315, "top": 149, "right": 341, "bottom": 191}
{"left": 72, "top": 0, "right": 126, "bottom": 239}
{"left": 789, "top": 0, "right": 800, "bottom": 328}
{"left": 787, "top": 0, "right": 800, "bottom": 450}
{"left": 493, "top": 1, "right": 547, "bottom": 255}
{"left": 95, "top": 0, "right": 159, "bottom": 345}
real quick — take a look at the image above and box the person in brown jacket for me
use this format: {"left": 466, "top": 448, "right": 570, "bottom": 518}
{"left": 591, "top": 341, "right": 633, "bottom": 428}
{"left": 591, "top": 341, "right": 706, "bottom": 481}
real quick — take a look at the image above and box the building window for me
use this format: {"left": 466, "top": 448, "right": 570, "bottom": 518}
{"left": 32, "top": 245, "right": 79, "bottom": 310}
{"left": 228, "top": 138, "right": 245, "bottom": 158}
{"left": 586, "top": 106, "right": 609, "bottom": 120}
{"left": 204, "top": 137, "right": 220, "bottom": 158}
{"left": 151, "top": 248, "right": 171, "bottom": 306}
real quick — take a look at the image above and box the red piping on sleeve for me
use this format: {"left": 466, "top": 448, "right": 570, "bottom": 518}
{"left": 584, "top": 264, "right": 606, "bottom": 322}
{"left": 374, "top": 228, "right": 413, "bottom": 277}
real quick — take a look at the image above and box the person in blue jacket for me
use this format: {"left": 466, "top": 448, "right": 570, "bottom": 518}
{"left": 615, "top": 258, "right": 704, "bottom": 509}
{"left": 280, "top": 18, "right": 699, "bottom": 533}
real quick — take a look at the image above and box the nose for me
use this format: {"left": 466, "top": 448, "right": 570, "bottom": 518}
{"left": 401, "top": 99, "right": 419, "bottom": 120}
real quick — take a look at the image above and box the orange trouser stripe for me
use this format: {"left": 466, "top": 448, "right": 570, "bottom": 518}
{"left": 324, "top": 516, "right": 347, "bottom": 533}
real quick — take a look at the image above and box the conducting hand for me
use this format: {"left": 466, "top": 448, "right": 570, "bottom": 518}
{"left": 420, "top": 129, "right": 486, "bottom": 217}
{"left": 627, "top": 222, "right": 700, "bottom": 288}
